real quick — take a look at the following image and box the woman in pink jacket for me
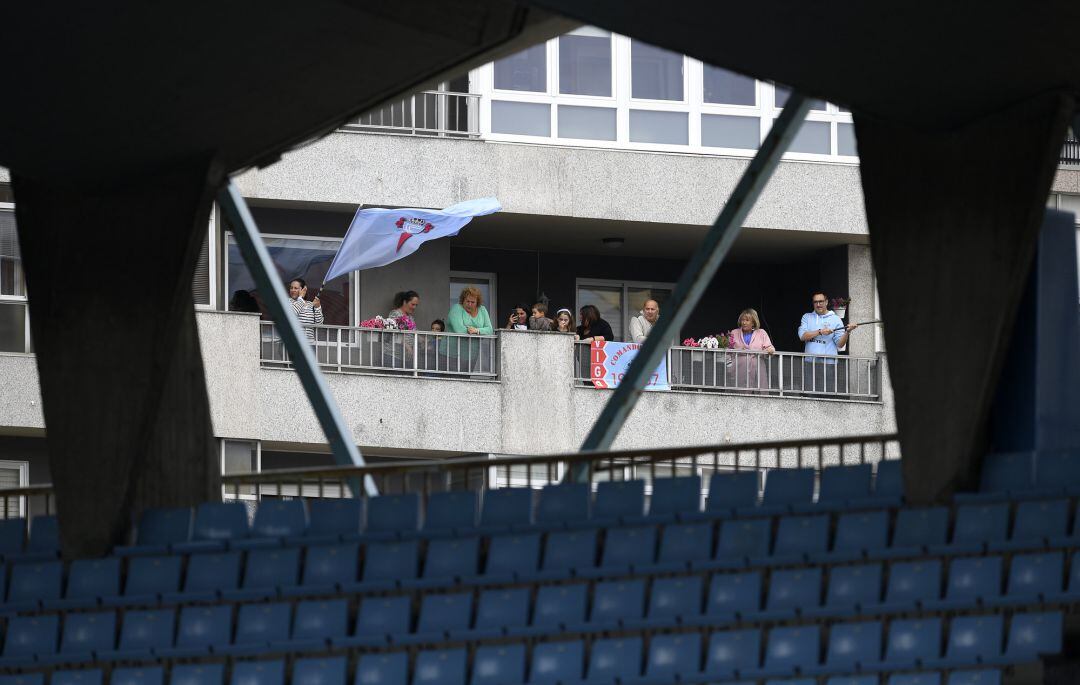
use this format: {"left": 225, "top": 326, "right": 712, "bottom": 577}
{"left": 728, "top": 308, "right": 777, "bottom": 390}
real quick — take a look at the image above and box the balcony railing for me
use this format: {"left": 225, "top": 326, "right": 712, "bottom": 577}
{"left": 575, "top": 342, "right": 882, "bottom": 402}
{"left": 1063, "top": 134, "right": 1080, "bottom": 165}
{"left": 260, "top": 322, "right": 498, "bottom": 379}
{"left": 340, "top": 90, "right": 479, "bottom": 138}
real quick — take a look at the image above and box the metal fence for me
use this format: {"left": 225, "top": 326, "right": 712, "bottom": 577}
{"left": 575, "top": 342, "right": 882, "bottom": 401}
{"left": 260, "top": 322, "right": 498, "bottom": 379}
{"left": 1063, "top": 134, "right": 1080, "bottom": 165}
{"left": 340, "top": 91, "right": 479, "bottom": 138}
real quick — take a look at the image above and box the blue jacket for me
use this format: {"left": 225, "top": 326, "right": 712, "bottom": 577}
{"left": 798, "top": 311, "right": 845, "bottom": 356}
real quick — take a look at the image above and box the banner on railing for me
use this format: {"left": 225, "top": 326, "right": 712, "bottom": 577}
{"left": 589, "top": 340, "right": 669, "bottom": 391}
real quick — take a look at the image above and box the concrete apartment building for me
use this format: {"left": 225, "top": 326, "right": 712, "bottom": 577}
{"left": 3, "top": 28, "right": 1077, "bottom": 485}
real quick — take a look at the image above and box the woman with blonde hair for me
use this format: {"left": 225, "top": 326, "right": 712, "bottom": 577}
{"left": 728, "top": 308, "right": 776, "bottom": 390}
{"left": 444, "top": 286, "right": 494, "bottom": 372}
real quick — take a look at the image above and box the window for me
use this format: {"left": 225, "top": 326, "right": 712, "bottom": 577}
{"left": 0, "top": 207, "right": 30, "bottom": 354}
{"left": 837, "top": 123, "right": 858, "bottom": 157}
{"left": 226, "top": 234, "right": 352, "bottom": 325}
{"left": 0, "top": 460, "right": 29, "bottom": 518}
{"left": 450, "top": 271, "right": 497, "bottom": 321}
{"left": 631, "top": 41, "right": 684, "bottom": 101}
{"left": 491, "top": 101, "right": 550, "bottom": 137}
{"left": 630, "top": 110, "right": 688, "bottom": 145}
{"left": 558, "top": 105, "right": 616, "bottom": 141}
{"left": 558, "top": 27, "right": 612, "bottom": 96}
{"left": 493, "top": 43, "right": 546, "bottom": 92}
{"left": 774, "top": 85, "right": 827, "bottom": 112}
{"left": 577, "top": 278, "right": 675, "bottom": 341}
{"left": 703, "top": 66, "right": 755, "bottom": 106}
{"left": 702, "top": 114, "right": 759, "bottom": 150}
{"left": 192, "top": 211, "right": 216, "bottom": 308}
{"left": 221, "top": 440, "right": 260, "bottom": 501}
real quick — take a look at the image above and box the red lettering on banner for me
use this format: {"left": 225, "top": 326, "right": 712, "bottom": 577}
{"left": 591, "top": 340, "right": 608, "bottom": 389}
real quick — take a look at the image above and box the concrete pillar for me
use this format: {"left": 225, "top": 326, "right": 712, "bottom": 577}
{"left": 12, "top": 159, "right": 222, "bottom": 557}
{"left": 845, "top": 244, "right": 876, "bottom": 358}
{"left": 498, "top": 330, "right": 576, "bottom": 454}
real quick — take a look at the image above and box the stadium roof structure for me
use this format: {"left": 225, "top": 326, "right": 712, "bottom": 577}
{"left": 1, "top": 0, "right": 1075, "bottom": 555}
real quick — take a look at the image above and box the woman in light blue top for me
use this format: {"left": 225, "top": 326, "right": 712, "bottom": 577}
{"left": 444, "top": 286, "right": 494, "bottom": 372}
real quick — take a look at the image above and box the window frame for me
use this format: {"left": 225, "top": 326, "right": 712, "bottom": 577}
{"left": 575, "top": 276, "right": 677, "bottom": 342}
{"left": 449, "top": 270, "right": 498, "bottom": 322}
{"left": 0, "top": 204, "right": 31, "bottom": 355}
{"left": 0, "top": 459, "right": 30, "bottom": 517}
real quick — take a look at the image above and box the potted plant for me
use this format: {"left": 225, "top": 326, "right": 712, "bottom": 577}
{"left": 831, "top": 296, "right": 851, "bottom": 320}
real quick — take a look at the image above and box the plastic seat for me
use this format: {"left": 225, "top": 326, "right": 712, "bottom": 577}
{"left": 414, "top": 648, "right": 467, "bottom": 685}
{"left": 100, "top": 609, "right": 175, "bottom": 661}
{"left": 482, "top": 533, "right": 541, "bottom": 582}
{"left": 713, "top": 517, "right": 771, "bottom": 568}
{"left": 811, "top": 621, "right": 882, "bottom": 674}
{"left": 703, "top": 628, "right": 762, "bottom": 680}
{"left": 586, "top": 637, "right": 642, "bottom": 683}
{"left": 647, "top": 476, "right": 701, "bottom": 521}
{"left": 249, "top": 499, "right": 306, "bottom": 541}
{"left": 231, "top": 547, "right": 301, "bottom": 600}
{"left": 590, "top": 525, "right": 656, "bottom": 575}
{"left": 887, "top": 674, "right": 941, "bottom": 685}
{"left": 357, "top": 540, "right": 417, "bottom": 588}
{"left": 170, "top": 663, "right": 226, "bottom": 685}
{"left": 0, "top": 518, "right": 26, "bottom": 558}
{"left": 423, "top": 491, "right": 478, "bottom": 535}
{"left": 653, "top": 522, "right": 712, "bottom": 571}
{"left": 817, "top": 464, "right": 872, "bottom": 509}
{"left": 417, "top": 536, "right": 479, "bottom": 585}
{"left": 0, "top": 614, "right": 58, "bottom": 665}
{"left": 529, "top": 641, "right": 584, "bottom": 685}
{"left": 704, "top": 471, "right": 760, "bottom": 518}
{"left": 407, "top": 592, "right": 473, "bottom": 643}
{"left": 295, "top": 543, "right": 358, "bottom": 593}
{"left": 293, "top": 656, "right": 347, "bottom": 685}
{"left": 471, "top": 644, "right": 526, "bottom": 685}
{"left": 230, "top": 660, "right": 285, "bottom": 685}
{"left": 980, "top": 452, "right": 1034, "bottom": 494}
{"left": 593, "top": 480, "right": 645, "bottom": 523}
{"left": 109, "top": 555, "right": 182, "bottom": 605}
{"left": 111, "top": 666, "right": 165, "bottom": 685}
{"left": 888, "top": 507, "right": 948, "bottom": 555}
{"left": 1037, "top": 452, "right": 1080, "bottom": 493}
{"left": 634, "top": 633, "right": 700, "bottom": 683}
{"left": 0, "top": 675, "right": 44, "bottom": 685}
{"left": 116, "top": 507, "right": 191, "bottom": 555}
{"left": 871, "top": 460, "right": 904, "bottom": 504}
{"left": 479, "top": 489, "right": 533, "bottom": 532}
{"left": 946, "top": 671, "right": 1001, "bottom": 685}
{"left": 811, "top": 563, "right": 882, "bottom": 616}
{"left": 161, "top": 605, "right": 232, "bottom": 658}
{"left": 305, "top": 499, "right": 362, "bottom": 542}
{"left": 50, "top": 671, "right": 101, "bottom": 685}
{"left": 874, "top": 618, "right": 942, "bottom": 669}
{"left": 338, "top": 596, "right": 410, "bottom": 647}
{"left": 521, "top": 584, "right": 587, "bottom": 635}
{"left": 760, "top": 469, "right": 815, "bottom": 514}
{"left": 586, "top": 579, "right": 646, "bottom": 629}
{"left": 177, "top": 502, "right": 249, "bottom": 552}
{"left": 637, "top": 575, "right": 703, "bottom": 626}
{"left": 744, "top": 626, "right": 819, "bottom": 679}
{"left": 1001, "top": 552, "right": 1063, "bottom": 604}
{"left": 925, "top": 614, "right": 1003, "bottom": 668}
{"left": 866, "top": 559, "right": 942, "bottom": 612}
{"left": 755, "top": 567, "right": 822, "bottom": 620}
{"left": 540, "top": 529, "right": 597, "bottom": 576}
{"left": 230, "top": 603, "right": 292, "bottom": 651}
{"left": 289, "top": 599, "right": 349, "bottom": 650}
{"left": 6, "top": 560, "right": 62, "bottom": 609}
{"left": 995, "top": 498, "right": 1068, "bottom": 551}
{"left": 933, "top": 503, "right": 1009, "bottom": 553}
{"left": 924, "top": 556, "right": 1002, "bottom": 610}
{"left": 355, "top": 653, "right": 408, "bottom": 685}
{"left": 992, "top": 611, "right": 1063, "bottom": 664}
{"left": 689, "top": 571, "right": 761, "bottom": 623}
{"left": 465, "top": 588, "right": 529, "bottom": 639}
{"left": 51, "top": 610, "right": 115, "bottom": 663}
{"left": 170, "top": 551, "right": 241, "bottom": 601}
{"left": 365, "top": 494, "right": 419, "bottom": 538}
{"left": 536, "top": 483, "right": 589, "bottom": 528}
{"left": 26, "top": 515, "right": 59, "bottom": 557}
{"left": 53, "top": 557, "right": 121, "bottom": 609}
{"left": 769, "top": 515, "right": 829, "bottom": 563}
{"left": 824, "top": 510, "right": 889, "bottom": 561}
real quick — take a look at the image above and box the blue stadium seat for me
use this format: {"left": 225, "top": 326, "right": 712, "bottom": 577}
{"left": 815, "top": 464, "right": 873, "bottom": 510}
{"left": 48, "top": 610, "right": 115, "bottom": 664}
{"left": 423, "top": 491, "right": 478, "bottom": 536}
{"left": 932, "top": 503, "right": 1009, "bottom": 554}
{"left": 337, "top": 595, "right": 410, "bottom": 648}
{"left": 593, "top": 480, "right": 646, "bottom": 524}
{"left": 946, "top": 671, "right": 1001, "bottom": 685}
{"left": 472, "top": 645, "right": 526, "bottom": 685}
{"left": 711, "top": 518, "right": 771, "bottom": 568}
{"left": 295, "top": 543, "right": 359, "bottom": 594}
{"left": 530, "top": 641, "right": 584, "bottom": 685}
{"left": 806, "top": 621, "right": 882, "bottom": 675}
{"left": 887, "top": 674, "right": 941, "bottom": 685}
{"left": 230, "top": 660, "right": 285, "bottom": 685}
{"left": 990, "top": 611, "right": 1063, "bottom": 664}
{"left": 479, "top": 489, "right": 533, "bottom": 532}
{"left": 999, "top": 552, "right": 1063, "bottom": 605}
{"left": 364, "top": 494, "right": 420, "bottom": 539}
{"left": 355, "top": 653, "right": 408, "bottom": 685}
{"left": 631, "top": 575, "right": 703, "bottom": 627}
{"left": 289, "top": 599, "right": 349, "bottom": 651}
{"left": 293, "top": 656, "right": 347, "bottom": 685}
{"left": 887, "top": 507, "right": 948, "bottom": 556}
{"left": 170, "top": 663, "right": 226, "bottom": 685}
{"left": 769, "top": 515, "right": 829, "bottom": 564}
{"left": 0, "top": 614, "right": 58, "bottom": 666}
{"left": 464, "top": 588, "right": 529, "bottom": 639}
{"left": 873, "top": 618, "right": 942, "bottom": 670}
{"left": 539, "top": 529, "right": 597, "bottom": 576}
{"left": 50, "top": 671, "right": 101, "bottom": 685}
{"left": 99, "top": 608, "right": 175, "bottom": 661}
{"left": 0, "top": 676, "right": 44, "bottom": 685}
{"left": 685, "top": 571, "right": 761, "bottom": 624}
{"left": 305, "top": 499, "right": 362, "bottom": 543}
{"left": 585, "top": 579, "right": 646, "bottom": 630}
{"left": 822, "top": 510, "right": 889, "bottom": 562}
{"left": 229, "top": 547, "right": 301, "bottom": 601}
{"left": 926, "top": 614, "right": 1003, "bottom": 668}
{"left": 630, "top": 634, "right": 700, "bottom": 684}
{"left": 106, "top": 555, "right": 182, "bottom": 606}
{"left": 702, "top": 471, "right": 759, "bottom": 518}
{"left": 0, "top": 518, "right": 26, "bottom": 558}
{"left": 406, "top": 592, "right": 474, "bottom": 643}
{"left": 161, "top": 605, "right": 231, "bottom": 658}
{"left": 517, "top": 584, "right": 587, "bottom": 636}
{"left": 871, "top": 459, "right": 904, "bottom": 505}
{"left": 111, "top": 666, "right": 165, "bottom": 685}
{"left": 979, "top": 452, "right": 1034, "bottom": 494}
{"left": 26, "top": 515, "right": 59, "bottom": 558}
{"left": 760, "top": 468, "right": 815, "bottom": 514}
{"left": 867, "top": 559, "right": 942, "bottom": 613}
{"left": 358, "top": 540, "right": 418, "bottom": 589}
{"left": 586, "top": 525, "right": 656, "bottom": 576}
{"left": 744, "top": 626, "right": 820, "bottom": 679}
{"left": 169, "top": 551, "right": 241, "bottom": 602}
{"left": 115, "top": 507, "right": 190, "bottom": 555}
{"left": 227, "top": 603, "right": 292, "bottom": 654}
{"left": 536, "top": 483, "right": 590, "bottom": 529}
{"left": 1036, "top": 452, "right": 1080, "bottom": 494}
{"left": 482, "top": 533, "right": 541, "bottom": 582}
{"left": 652, "top": 522, "right": 712, "bottom": 572}
{"left": 755, "top": 567, "right": 822, "bottom": 620}
{"left": 808, "top": 563, "right": 882, "bottom": 617}
{"left": 414, "top": 649, "right": 467, "bottom": 685}
{"left": 175, "top": 502, "right": 249, "bottom": 552}
{"left": 924, "top": 556, "right": 1002, "bottom": 610}
{"left": 587, "top": 637, "right": 643, "bottom": 684}
{"left": 991, "top": 498, "right": 1068, "bottom": 552}
{"left": 50, "top": 557, "right": 121, "bottom": 609}
{"left": 414, "top": 536, "right": 479, "bottom": 587}
{"left": 246, "top": 499, "right": 306, "bottom": 544}
{"left": 647, "top": 476, "right": 701, "bottom": 522}
{"left": 702, "top": 628, "right": 762, "bottom": 680}
{"left": 6, "top": 560, "right": 62, "bottom": 610}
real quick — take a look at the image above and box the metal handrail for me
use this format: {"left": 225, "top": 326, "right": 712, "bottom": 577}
{"left": 340, "top": 90, "right": 480, "bottom": 138}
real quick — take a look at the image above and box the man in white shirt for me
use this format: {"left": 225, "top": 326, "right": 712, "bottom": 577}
{"left": 629, "top": 299, "right": 660, "bottom": 343}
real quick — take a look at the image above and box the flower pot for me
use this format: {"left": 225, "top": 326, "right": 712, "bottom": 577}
{"left": 834, "top": 306, "right": 847, "bottom": 320}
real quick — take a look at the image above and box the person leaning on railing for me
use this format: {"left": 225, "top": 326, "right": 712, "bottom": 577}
{"left": 383, "top": 290, "right": 420, "bottom": 368}
{"left": 797, "top": 291, "right": 858, "bottom": 393}
{"left": 444, "top": 286, "right": 494, "bottom": 372}
{"left": 728, "top": 308, "right": 776, "bottom": 390}
{"left": 288, "top": 277, "right": 322, "bottom": 342}
{"left": 554, "top": 308, "right": 578, "bottom": 338}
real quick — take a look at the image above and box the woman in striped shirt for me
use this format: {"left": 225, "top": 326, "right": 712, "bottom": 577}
{"left": 288, "top": 278, "right": 323, "bottom": 342}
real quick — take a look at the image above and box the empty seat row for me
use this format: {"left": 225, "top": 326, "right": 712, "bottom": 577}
{"left": 121, "top": 463, "right": 903, "bottom": 555}
{"left": 0, "top": 517, "right": 58, "bottom": 562}
{"left": 976, "top": 450, "right": 1080, "bottom": 498}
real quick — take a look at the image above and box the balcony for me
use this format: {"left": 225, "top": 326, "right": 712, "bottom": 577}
{"left": 340, "top": 90, "right": 479, "bottom": 139}
{"left": 1062, "top": 134, "right": 1080, "bottom": 165}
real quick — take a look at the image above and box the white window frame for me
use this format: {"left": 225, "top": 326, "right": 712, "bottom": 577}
{"left": 0, "top": 203, "right": 31, "bottom": 355}
{"left": 194, "top": 207, "right": 218, "bottom": 311}
{"left": 0, "top": 459, "right": 30, "bottom": 517}
{"left": 220, "top": 439, "right": 261, "bottom": 502}
{"left": 575, "top": 277, "right": 676, "bottom": 341}
{"left": 475, "top": 30, "right": 857, "bottom": 162}
{"left": 450, "top": 270, "right": 498, "bottom": 322}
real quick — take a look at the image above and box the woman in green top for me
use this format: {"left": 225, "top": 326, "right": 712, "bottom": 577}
{"left": 444, "top": 286, "right": 494, "bottom": 372}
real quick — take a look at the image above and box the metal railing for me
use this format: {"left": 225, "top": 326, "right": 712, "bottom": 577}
{"left": 260, "top": 322, "right": 498, "bottom": 379}
{"left": 1063, "top": 133, "right": 1080, "bottom": 165}
{"left": 575, "top": 342, "right": 882, "bottom": 402}
{"left": 340, "top": 91, "right": 479, "bottom": 138}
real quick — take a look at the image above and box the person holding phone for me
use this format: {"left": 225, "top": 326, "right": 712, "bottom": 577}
{"left": 288, "top": 278, "right": 323, "bottom": 342}
{"left": 505, "top": 304, "right": 529, "bottom": 331}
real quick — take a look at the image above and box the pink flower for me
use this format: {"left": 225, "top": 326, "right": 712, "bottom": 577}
{"left": 682, "top": 338, "right": 699, "bottom": 348}
{"left": 359, "top": 317, "right": 384, "bottom": 329}
{"left": 395, "top": 315, "right": 416, "bottom": 331}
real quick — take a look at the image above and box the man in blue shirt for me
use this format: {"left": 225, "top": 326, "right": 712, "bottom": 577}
{"left": 797, "top": 291, "right": 858, "bottom": 393}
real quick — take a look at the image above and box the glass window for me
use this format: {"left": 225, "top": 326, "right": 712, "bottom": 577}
{"left": 775, "top": 86, "right": 827, "bottom": 112}
{"left": 0, "top": 210, "right": 24, "bottom": 298}
{"left": 837, "top": 122, "right": 857, "bottom": 156}
{"left": 192, "top": 231, "right": 211, "bottom": 306}
{"left": 227, "top": 235, "right": 351, "bottom": 325}
{"left": 0, "top": 302, "right": 27, "bottom": 353}
{"left": 629, "top": 110, "right": 688, "bottom": 145}
{"left": 493, "top": 43, "right": 547, "bottom": 92}
{"left": 631, "top": 41, "right": 683, "bottom": 101}
{"left": 558, "top": 105, "right": 616, "bottom": 141}
{"left": 577, "top": 284, "right": 624, "bottom": 340}
{"left": 223, "top": 440, "right": 258, "bottom": 475}
{"left": 491, "top": 101, "right": 550, "bottom": 137}
{"left": 787, "top": 120, "right": 831, "bottom": 154}
{"left": 702, "top": 114, "right": 760, "bottom": 150}
{"left": 558, "top": 27, "right": 612, "bottom": 97}
{"left": 450, "top": 273, "right": 496, "bottom": 321}
{"left": 703, "top": 66, "right": 755, "bottom": 105}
